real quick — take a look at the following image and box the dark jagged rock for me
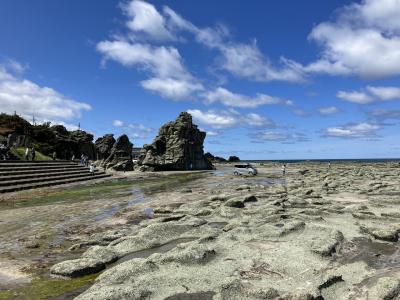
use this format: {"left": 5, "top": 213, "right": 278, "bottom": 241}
{"left": 228, "top": 156, "right": 240, "bottom": 162}
{"left": 101, "top": 134, "right": 133, "bottom": 171}
{"left": 50, "top": 125, "right": 95, "bottom": 159}
{"left": 205, "top": 152, "right": 227, "bottom": 163}
{"left": 94, "top": 134, "right": 116, "bottom": 160}
{"left": 138, "top": 112, "right": 213, "bottom": 171}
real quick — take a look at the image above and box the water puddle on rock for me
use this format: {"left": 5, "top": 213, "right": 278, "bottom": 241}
{"left": 164, "top": 291, "right": 216, "bottom": 300}
{"left": 117, "top": 238, "right": 197, "bottom": 264}
{"left": 94, "top": 188, "right": 148, "bottom": 221}
{"left": 208, "top": 222, "right": 228, "bottom": 229}
{"left": 339, "top": 237, "right": 400, "bottom": 269}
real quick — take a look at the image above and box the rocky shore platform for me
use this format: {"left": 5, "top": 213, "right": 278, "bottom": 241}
{"left": 1, "top": 162, "right": 400, "bottom": 299}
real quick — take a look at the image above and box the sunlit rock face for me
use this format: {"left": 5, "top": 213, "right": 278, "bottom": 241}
{"left": 138, "top": 112, "right": 213, "bottom": 171}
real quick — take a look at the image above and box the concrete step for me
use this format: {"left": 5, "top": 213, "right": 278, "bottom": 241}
{"left": 0, "top": 162, "right": 76, "bottom": 168}
{"left": 0, "top": 171, "right": 108, "bottom": 187}
{"left": 0, "top": 160, "right": 72, "bottom": 164}
{"left": 0, "top": 166, "right": 89, "bottom": 177}
{"left": 0, "top": 169, "right": 101, "bottom": 181}
{"left": 0, "top": 173, "right": 112, "bottom": 193}
{"left": 0, "top": 164, "right": 85, "bottom": 172}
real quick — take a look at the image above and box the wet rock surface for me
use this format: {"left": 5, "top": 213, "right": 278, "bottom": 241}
{"left": 3, "top": 162, "right": 400, "bottom": 299}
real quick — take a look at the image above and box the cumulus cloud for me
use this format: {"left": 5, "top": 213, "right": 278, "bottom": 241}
{"left": 187, "top": 109, "right": 275, "bottom": 129}
{"left": 254, "top": 131, "right": 309, "bottom": 143}
{"left": 112, "top": 118, "right": 153, "bottom": 139}
{"left": 113, "top": 119, "right": 124, "bottom": 127}
{"left": 367, "top": 108, "right": 400, "bottom": 120}
{"left": 122, "top": 0, "right": 174, "bottom": 41}
{"left": 337, "top": 86, "right": 400, "bottom": 104}
{"left": 97, "top": 40, "right": 202, "bottom": 100}
{"left": 366, "top": 86, "right": 400, "bottom": 100}
{"left": 202, "top": 87, "right": 290, "bottom": 108}
{"left": 337, "top": 90, "right": 374, "bottom": 104}
{"left": 97, "top": 41, "right": 188, "bottom": 79}
{"left": 318, "top": 106, "right": 340, "bottom": 115}
{"left": 301, "top": 0, "right": 400, "bottom": 79}
{"left": 163, "top": 5, "right": 305, "bottom": 82}
{"left": 323, "top": 122, "right": 381, "bottom": 138}
{"left": 0, "top": 66, "right": 91, "bottom": 121}
{"left": 141, "top": 77, "right": 203, "bottom": 100}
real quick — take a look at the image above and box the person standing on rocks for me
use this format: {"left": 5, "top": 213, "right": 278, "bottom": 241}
{"left": 25, "top": 147, "right": 30, "bottom": 160}
{"left": 31, "top": 147, "right": 36, "bottom": 161}
{"left": 282, "top": 163, "right": 286, "bottom": 176}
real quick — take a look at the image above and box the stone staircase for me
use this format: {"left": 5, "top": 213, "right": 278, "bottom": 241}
{"left": 0, "top": 160, "right": 111, "bottom": 193}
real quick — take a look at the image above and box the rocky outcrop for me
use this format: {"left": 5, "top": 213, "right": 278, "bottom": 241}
{"left": 138, "top": 112, "right": 213, "bottom": 171}
{"left": 51, "top": 125, "right": 96, "bottom": 159}
{"left": 101, "top": 134, "right": 133, "bottom": 171}
{"left": 205, "top": 152, "right": 227, "bottom": 163}
{"left": 94, "top": 134, "right": 116, "bottom": 160}
{"left": 228, "top": 156, "right": 240, "bottom": 162}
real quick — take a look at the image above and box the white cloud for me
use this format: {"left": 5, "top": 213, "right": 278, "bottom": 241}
{"left": 366, "top": 86, "right": 400, "bottom": 100}
{"left": 337, "top": 90, "right": 374, "bottom": 104}
{"left": 159, "top": 3, "right": 305, "bottom": 82}
{"left": 0, "top": 66, "right": 91, "bottom": 121}
{"left": 206, "top": 131, "right": 218, "bottom": 136}
{"left": 141, "top": 77, "right": 203, "bottom": 100}
{"left": 301, "top": 0, "right": 400, "bottom": 79}
{"left": 324, "top": 122, "right": 381, "bottom": 138}
{"left": 188, "top": 108, "right": 275, "bottom": 129}
{"left": 203, "top": 87, "right": 288, "bottom": 108}
{"left": 217, "top": 43, "right": 305, "bottom": 82}
{"left": 112, "top": 119, "right": 153, "bottom": 139}
{"left": 123, "top": 0, "right": 174, "bottom": 41}
{"left": 368, "top": 108, "right": 400, "bottom": 120}
{"left": 113, "top": 119, "right": 124, "bottom": 127}
{"left": 318, "top": 106, "right": 340, "bottom": 115}
{"left": 97, "top": 41, "right": 189, "bottom": 79}
{"left": 337, "top": 85, "right": 400, "bottom": 104}
{"left": 255, "top": 131, "right": 309, "bottom": 143}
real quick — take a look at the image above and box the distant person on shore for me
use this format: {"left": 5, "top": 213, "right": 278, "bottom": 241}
{"left": 25, "top": 147, "right": 30, "bottom": 160}
{"left": 52, "top": 151, "right": 56, "bottom": 160}
{"left": 89, "top": 163, "right": 96, "bottom": 176}
{"left": 31, "top": 147, "right": 36, "bottom": 161}
{"left": 282, "top": 164, "right": 286, "bottom": 175}
{"left": 0, "top": 142, "right": 9, "bottom": 160}
{"left": 328, "top": 161, "right": 331, "bottom": 169}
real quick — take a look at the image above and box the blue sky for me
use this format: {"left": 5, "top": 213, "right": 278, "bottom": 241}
{"left": 1, "top": 0, "right": 400, "bottom": 159}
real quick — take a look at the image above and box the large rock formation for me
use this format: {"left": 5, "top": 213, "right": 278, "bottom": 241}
{"left": 51, "top": 125, "right": 96, "bottom": 159}
{"left": 94, "top": 134, "right": 116, "bottom": 160}
{"left": 101, "top": 134, "right": 133, "bottom": 171}
{"left": 138, "top": 112, "right": 213, "bottom": 171}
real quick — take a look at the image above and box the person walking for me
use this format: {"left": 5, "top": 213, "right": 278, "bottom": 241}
{"left": 52, "top": 151, "right": 57, "bottom": 160}
{"left": 0, "top": 143, "right": 6, "bottom": 160}
{"left": 25, "top": 147, "right": 30, "bottom": 160}
{"left": 89, "top": 163, "right": 95, "bottom": 176}
{"left": 31, "top": 147, "right": 36, "bottom": 161}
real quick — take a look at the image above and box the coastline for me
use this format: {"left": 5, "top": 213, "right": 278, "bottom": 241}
{"left": 1, "top": 162, "right": 399, "bottom": 299}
